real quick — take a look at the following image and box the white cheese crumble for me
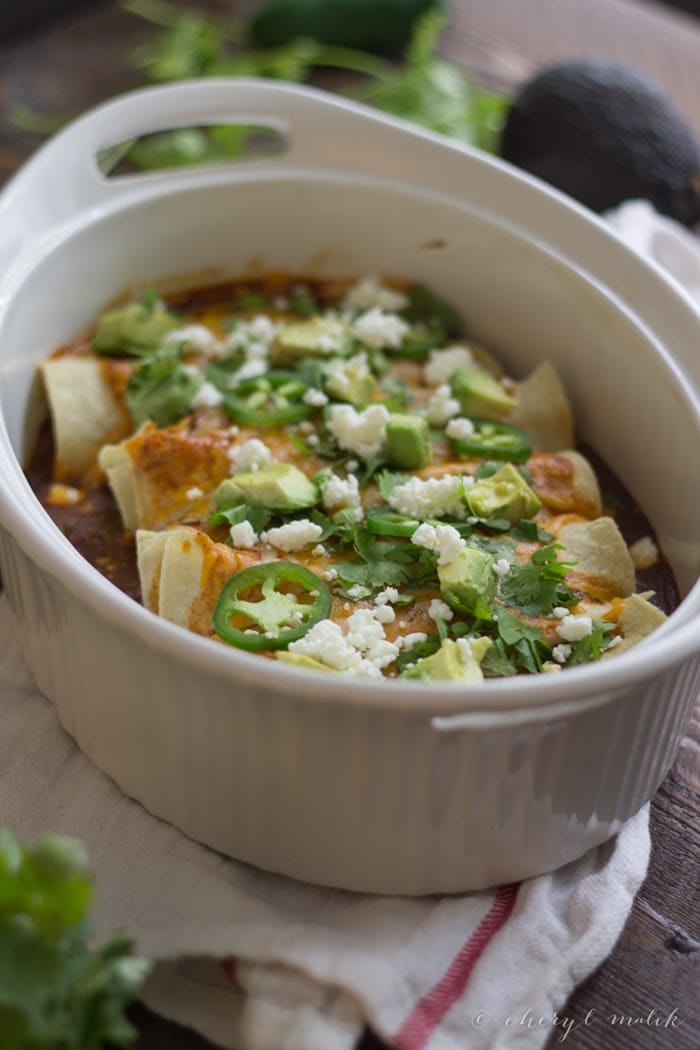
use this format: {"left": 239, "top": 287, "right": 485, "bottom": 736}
{"left": 398, "top": 632, "right": 428, "bottom": 650}
{"left": 185, "top": 486, "right": 203, "bottom": 501}
{"left": 229, "top": 521, "right": 258, "bottom": 549}
{"left": 302, "top": 387, "right": 329, "bottom": 407}
{"left": 607, "top": 635, "right": 623, "bottom": 649}
{"left": 312, "top": 544, "right": 327, "bottom": 556}
{"left": 374, "top": 604, "right": 395, "bottom": 624}
{"left": 323, "top": 568, "right": 338, "bottom": 582}
{"left": 552, "top": 606, "right": 569, "bottom": 619}
{"left": 287, "top": 620, "right": 382, "bottom": 677}
{"left": 375, "top": 587, "right": 399, "bottom": 605}
{"left": 225, "top": 315, "right": 279, "bottom": 355}
{"left": 227, "top": 439, "right": 272, "bottom": 474}
{"left": 410, "top": 522, "right": 465, "bottom": 565}
{"left": 325, "top": 352, "right": 372, "bottom": 402}
{"left": 389, "top": 474, "right": 470, "bottom": 520}
{"left": 190, "top": 381, "right": 224, "bottom": 410}
{"left": 352, "top": 307, "right": 409, "bottom": 350}
{"left": 166, "top": 324, "right": 221, "bottom": 356}
{"left": 327, "top": 403, "right": 389, "bottom": 459}
{"left": 428, "top": 598, "right": 454, "bottom": 622}
{"left": 493, "top": 558, "right": 511, "bottom": 578}
{"left": 426, "top": 384, "right": 461, "bottom": 426}
{"left": 423, "top": 346, "right": 474, "bottom": 386}
{"left": 345, "top": 609, "right": 399, "bottom": 669}
{"left": 322, "top": 473, "right": 361, "bottom": 510}
{"left": 556, "top": 614, "right": 593, "bottom": 642}
{"left": 445, "top": 416, "right": 475, "bottom": 441}
{"left": 228, "top": 359, "right": 267, "bottom": 384}
{"left": 260, "top": 519, "right": 323, "bottom": 552}
{"left": 342, "top": 276, "right": 408, "bottom": 313}
{"left": 629, "top": 536, "right": 659, "bottom": 570}
{"left": 542, "top": 662, "right": 563, "bottom": 673}
{"left": 551, "top": 643, "right": 573, "bottom": 664}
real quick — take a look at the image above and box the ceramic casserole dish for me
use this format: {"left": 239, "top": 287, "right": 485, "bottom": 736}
{"left": 0, "top": 79, "right": 698, "bottom": 895}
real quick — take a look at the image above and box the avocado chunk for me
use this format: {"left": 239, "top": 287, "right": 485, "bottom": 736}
{"left": 468, "top": 462, "right": 542, "bottom": 523}
{"left": 324, "top": 353, "right": 376, "bottom": 406}
{"left": 212, "top": 478, "right": 245, "bottom": 508}
{"left": 401, "top": 637, "right": 492, "bottom": 682}
{"left": 271, "top": 317, "right": 351, "bottom": 365}
{"left": 385, "top": 413, "right": 432, "bottom": 469}
{"left": 93, "top": 301, "right": 178, "bottom": 356}
{"left": 275, "top": 652, "right": 337, "bottom": 673}
{"left": 450, "top": 367, "right": 516, "bottom": 420}
{"left": 225, "top": 463, "right": 319, "bottom": 511}
{"left": 500, "top": 60, "right": 700, "bottom": 227}
{"left": 438, "top": 547, "right": 497, "bottom": 616}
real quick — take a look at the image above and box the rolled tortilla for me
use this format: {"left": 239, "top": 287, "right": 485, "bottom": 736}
{"left": 558, "top": 516, "right": 636, "bottom": 599}
{"left": 507, "top": 360, "right": 574, "bottom": 452}
{"left": 41, "top": 357, "right": 131, "bottom": 480}
{"left": 136, "top": 526, "right": 257, "bottom": 636}
{"left": 99, "top": 422, "right": 231, "bottom": 531}
{"left": 603, "top": 593, "right": 667, "bottom": 657}
{"left": 528, "top": 449, "right": 602, "bottom": 519}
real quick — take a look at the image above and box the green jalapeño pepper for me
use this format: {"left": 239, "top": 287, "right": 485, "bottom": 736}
{"left": 213, "top": 562, "right": 331, "bottom": 651}
{"left": 223, "top": 371, "right": 313, "bottom": 425}
{"left": 449, "top": 420, "right": 532, "bottom": 462}
{"left": 366, "top": 507, "right": 421, "bottom": 537}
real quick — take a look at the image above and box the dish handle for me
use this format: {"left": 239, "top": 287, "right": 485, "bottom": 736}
{"left": 0, "top": 77, "right": 453, "bottom": 280}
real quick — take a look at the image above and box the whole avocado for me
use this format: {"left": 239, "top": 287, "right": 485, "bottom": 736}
{"left": 500, "top": 60, "right": 700, "bottom": 226}
{"left": 250, "top": 0, "right": 443, "bottom": 55}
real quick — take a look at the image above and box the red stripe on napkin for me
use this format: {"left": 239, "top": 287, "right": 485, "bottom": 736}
{"left": 394, "top": 883, "right": 519, "bottom": 1050}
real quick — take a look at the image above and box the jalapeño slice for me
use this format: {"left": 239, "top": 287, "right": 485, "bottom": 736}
{"left": 223, "top": 371, "right": 312, "bottom": 425}
{"left": 213, "top": 562, "right": 331, "bottom": 651}
{"left": 366, "top": 507, "right": 421, "bottom": 537}
{"left": 449, "top": 420, "right": 531, "bottom": 462}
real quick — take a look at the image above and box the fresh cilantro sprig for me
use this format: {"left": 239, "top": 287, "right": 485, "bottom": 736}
{"left": 0, "top": 829, "right": 148, "bottom": 1050}
{"left": 567, "top": 620, "right": 616, "bottom": 665}
{"left": 500, "top": 543, "right": 578, "bottom": 617}
{"left": 126, "top": 342, "right": 200, "bottom": 428}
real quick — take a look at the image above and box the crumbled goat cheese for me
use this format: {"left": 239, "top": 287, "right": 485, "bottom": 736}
{"left": 410, "top": 523, "right": 465, "bottom": 565}
{"left": 191, "top": 381, "right": 224, "bottom": 410}
{"left": 551, "top": 643, "right": 573, "bottom": 664}
{"left": 227, "top": 439, "right": 272, "bottom": 474}
{"left": 629, "top": 536, "right": 659, "bottom": 570}
{"left": 398, "top": 632, "right": 428, "bottom": 650}
{"left": 182, "top": 364, "right": 201, "bottom": 379}
{"left": 298, "top": 421, "right": 315, "bottom": 435}
{"left": 390, "top": 475, "right": 470, "bottom": 520}
{"left": 345, "top": 608, "right": 399, "bottom": 669}
{"left": 556, "top": 615, "right": 593, "bottom": 642}
{"left": 374, "top": 604, "right": 395, "bottom": 624}
{"left": 346, "top": 459, "right": 360, "bottom": 471}
{"left": 327, "top": 403, "right": 389, "bottom": 459}
{"left": 228, "top": 359, "right": 267, "bottom": 384}
{"left": 260, "top": 519, "right": 323, "bottom": 553}
{"left": 347, "top": 585, "right": 365, "bottom": 600}
{"left": 166, "top": 324, "right": 221, "bottom": 356}
{"left": 225, "top": 315, "right": 279, "bottom": 354}
{"left": 312, "top": 544, "right": 327, "bottom": 556}
{"left": 607, "top": 635, "right": 623, "bottom": 649}
{"left": 185, "top": 486, "right": 203, "bottom": 501}
{"left": 342, "top": 276, "right": 408, "bottom": 313}
{"left": 352, "top": 307, "right": 409, "bottom": 350}
{"left": 375, "top": 587, "right": 399, "bottom": 605}
{"left": 322, "top": 473, "right": 361, "bottom": 510}
{"left": 302, "top": 387, "right": 329, "bottom": 407}
{"left": 445, "top": 416, "right": 475, "bottom": 441}
{"left": 426, "top": 384, "right": 461, "bottom": 426}
{"left": 287, "top": 620, "right": 382, "bottom": 677}
{"left": 325, "top": 352, "right": 372, "bottom": 402}
{"left": 552, "top": 606, "right": 569, "bottom": 619}
{"left": 423, "top": 346, "right": 475, "bottom": 386}
{"left": 428, "top": 598, "right": 454, "bottom": 622}
{"left": 229, "top": 522, "right": 258, "bottom": 549}
{"left": 493, "top": 558, "right": 511, "bottom": 578}
{"left": 542, "top": 662, "right": 563, "bottom": 673}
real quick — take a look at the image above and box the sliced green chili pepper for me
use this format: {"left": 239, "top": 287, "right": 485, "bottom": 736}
{"left": 213, "top": 562, "right": 331, "bottom": 651}
{"left": 223, "top": 371, "right": 313, "bottom": 425}
{"left": 366, "top": 507, "right": 421, "bottom": 537}
{"left": 449, "top": 420, "right": 531, "bottom": 461}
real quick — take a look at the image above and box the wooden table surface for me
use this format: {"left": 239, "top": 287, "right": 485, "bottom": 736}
{"left": 1, "top": 2, "right": 698, "bottom": 1048}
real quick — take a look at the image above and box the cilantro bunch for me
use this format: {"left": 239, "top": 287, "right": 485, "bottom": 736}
{"left": 0, "top": 830, "right": 149, "bottom": 1050}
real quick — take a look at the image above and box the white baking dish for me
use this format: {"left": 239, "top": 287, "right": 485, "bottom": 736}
{"left": 0, "top": 80, "right": 698, "bottom": 895}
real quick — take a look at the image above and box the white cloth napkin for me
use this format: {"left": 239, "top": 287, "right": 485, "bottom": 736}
{"left": 0, "top": 595, "right": 650, "bottom": 1050}
{"left": 1, "top": 201, "right": 697, "bottom": 1050}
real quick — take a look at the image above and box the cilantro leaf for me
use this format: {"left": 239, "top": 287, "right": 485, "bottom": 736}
{"left": 209, "top": 503, "right": 272, "bottom": 534}
{"left": 567, "top": 621, "right": 616, "bottom": 666}
{"left": 126, "top": 342, "right": 200, "bottom": 427}
{"left": 396, "top": 636, "right": 441, "bottom": 673}
{"left": 500, "top": 544, "right": 577, "bottom": 617}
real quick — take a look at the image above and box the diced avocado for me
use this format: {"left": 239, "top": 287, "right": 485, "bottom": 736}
{"left": 212, "top": 478, "right": 245, "bottom": 508}
{"left": 271, "top": 317, "right": 351, "bottom": 364}
{"left": 93, "top": 301, "right": 178, "bottom": 355}
{"left": 228, "top": 463, "right": 319, "bottom": 510}
{"left": 401, "top": 638, "right": 492, "bottom": 682}
{"left": 438, "top": 547, "right": 497, "bottom": 616}
{"left": 468, "top": 462, "right": 542, "bottom": 523}
{"left": 275, "top": 652, "right": 337, "bottom": 673}
{"left": 450, "top": 366, "right": 516, "bottom": 420}
{"left": 324, "top": 354, "right": 376, "bottom": 406}
{"left": 385, "top": 413, "right": 432, "bottom": 469}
